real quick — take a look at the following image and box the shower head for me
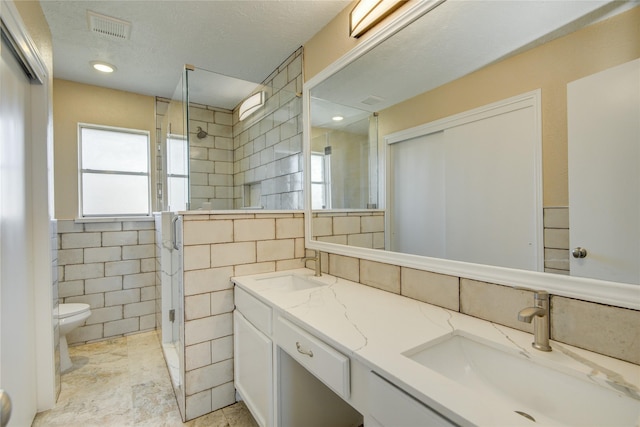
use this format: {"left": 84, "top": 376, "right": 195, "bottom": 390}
{"left": 196, "top": 126, "right": 208, "bottom": 139}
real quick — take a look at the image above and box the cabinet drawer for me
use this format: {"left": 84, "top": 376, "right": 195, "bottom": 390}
{"left": 274, "top": 316, "right": 350, "bottom": 399}
{"left": 235, "top": 286, "right": 272, "bottom": 336}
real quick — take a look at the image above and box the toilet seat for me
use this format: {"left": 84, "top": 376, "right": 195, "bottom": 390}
{"left": 58, "top": 303, "right": 90, "bottom": 319}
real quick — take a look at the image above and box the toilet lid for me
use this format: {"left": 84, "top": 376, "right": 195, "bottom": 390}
{"left": 58, "top": 303, "right": 91, "bottom": 319}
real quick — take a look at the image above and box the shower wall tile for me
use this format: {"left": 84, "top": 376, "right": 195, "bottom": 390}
{"left": 58, "top": 219, "right": 157, "bottom": 345}
{"left": 232, "top": 48, "right": 304, "bottom": 210}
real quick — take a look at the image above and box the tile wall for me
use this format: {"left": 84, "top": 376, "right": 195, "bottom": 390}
{"left": 181, "top": 212, "right": 305, "bottom": 420}
{"left": 312, "top": 211, "right": 385, "bottom": 249}
{"left": 314, "top": 251, "right": 640, "bottom": 365}
{"left": 155, "top": 98, "right": 235, "bottom": 211}
{"left": 188, "top": 104, "right": 234, "bottom": 209}
{"left": 57, "top": 220, "right": 157, "bottom": 344}
{"left": 543, "top": 206, "right": 570, "bottom": 274}
{"left": 232, "top": 48, "right": 304, "bottom": 210}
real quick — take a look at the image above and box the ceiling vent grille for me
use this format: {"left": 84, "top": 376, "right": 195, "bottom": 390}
{"left": 87, "top": 11, "right": 131, "bottom": 40}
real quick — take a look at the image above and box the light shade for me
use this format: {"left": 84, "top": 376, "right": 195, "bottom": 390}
{"left": 238, "top": 91, "right": 265, "bottom": 121}
{"left": 349, "top": 0, "right": 406, "bottom": 38}
{"left": 91, "top": 61, "right": 116, "bottom": 73}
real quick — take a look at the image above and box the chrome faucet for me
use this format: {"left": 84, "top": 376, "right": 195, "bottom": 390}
{"left": 302, "top": 250, "right": 322, "bottom": 277}
{"left": 518, "top": 290, "right": 552, "bottom": 352}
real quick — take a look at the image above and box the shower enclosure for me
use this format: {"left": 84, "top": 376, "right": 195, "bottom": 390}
{"left": 157, "top": 60, "right": 304, "bottom": 420}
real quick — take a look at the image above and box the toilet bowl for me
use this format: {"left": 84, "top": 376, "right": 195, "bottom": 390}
{"left": 57, "top": 303, "right": 91, "bottom": 372}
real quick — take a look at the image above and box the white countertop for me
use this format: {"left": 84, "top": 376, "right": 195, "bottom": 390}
{"left": 232, "top": 268, "right": 640, "bottom": 426}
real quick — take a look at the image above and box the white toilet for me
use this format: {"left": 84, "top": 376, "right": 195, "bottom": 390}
{"left": 57, "top": 303, "right": 91, "bottom": 372}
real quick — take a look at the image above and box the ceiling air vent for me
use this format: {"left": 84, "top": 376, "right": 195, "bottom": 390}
{"left": 87, "top": 11, "right": 131, "bottom": 40}
{"left": 361, "top": 95, "right": 384, "bottom": 106}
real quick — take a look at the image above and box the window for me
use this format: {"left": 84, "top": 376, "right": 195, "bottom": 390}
{"left": 79, "top": 124, "right": 151, "bottom": 217}
{"left": 166, "top": 135, "right": 189, "bottom": 211}
{"left": 311, "top": 152, "right": 330, "bottom": 209}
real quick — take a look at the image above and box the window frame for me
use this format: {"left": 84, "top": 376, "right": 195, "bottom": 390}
{"left": 78, "top": 123, "right": 152, "bottom": 218}
{"left": 311, "top": 151, "right": 331, "bottom": 209}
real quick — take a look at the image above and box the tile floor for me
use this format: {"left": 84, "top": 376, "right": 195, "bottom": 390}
{"left": 33, "top": 331, "right": 258, "bottom": 427}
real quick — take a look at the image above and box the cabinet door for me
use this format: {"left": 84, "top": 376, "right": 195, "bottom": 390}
{"left": 368, "top": 372, "right": 456, "bottom": 427}
{"left": 234, "top": 311, "right": 273, "bottom": 427}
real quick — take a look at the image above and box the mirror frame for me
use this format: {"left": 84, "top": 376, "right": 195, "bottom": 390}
{"left": 303, "top": 0, "right": 638, "bottom": 310}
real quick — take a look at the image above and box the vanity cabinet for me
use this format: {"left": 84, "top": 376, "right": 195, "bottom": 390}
{"left": 234, "top": 287, "right": 273, "bottom": 427}
{"left": 274, "top": 316, "right": 350, "bottom": 399}
{"left": 367, "top": 372, "right": 456, "bottom": 427}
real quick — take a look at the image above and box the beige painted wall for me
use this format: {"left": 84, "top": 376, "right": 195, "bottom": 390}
{"left": 304, "top": 6, "right": 640, "bottom": 207}
{"left": 304, "top": 0, "right": 415, "bottom": 81}
{"left": 53, "top": 79, "right": 156, "bottom": 219}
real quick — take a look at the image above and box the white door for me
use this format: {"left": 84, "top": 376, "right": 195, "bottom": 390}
{"left": 568, "top": 59, "right": 640, "bottom": 285}
{"left": 0, "top": 34, "right": 37, "bottom": 425}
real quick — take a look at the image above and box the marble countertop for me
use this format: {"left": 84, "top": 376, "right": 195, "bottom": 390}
{"left": 232, "top": 268, "right": 640, "bottom": 426}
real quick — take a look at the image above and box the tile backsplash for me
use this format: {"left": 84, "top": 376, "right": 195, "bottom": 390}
{"left": 323, "top": 252, "right": 639, "bottom": 365}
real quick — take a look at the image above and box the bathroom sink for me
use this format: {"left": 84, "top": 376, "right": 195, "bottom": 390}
{"left": 403, "top": 332, "right": 640, "bottom": 426}
{"left": 255, "top": 274, "right": 326, "bottom": 292}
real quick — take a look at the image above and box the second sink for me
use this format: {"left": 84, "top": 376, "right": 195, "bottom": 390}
{"left": 403, "top": 332, "right": 640, "bottom": 426}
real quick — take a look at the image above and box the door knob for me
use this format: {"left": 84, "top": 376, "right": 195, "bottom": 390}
{"left": 572, "top": 247, "right": 588, "bottom": 258}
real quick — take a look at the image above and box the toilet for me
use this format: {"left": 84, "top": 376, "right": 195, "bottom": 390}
{"left": 57, "top": 303, "right": 91, "bottom": 372}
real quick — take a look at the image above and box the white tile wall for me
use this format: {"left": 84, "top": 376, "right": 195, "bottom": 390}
{"left": 312, "top": 211, "right": 385, "bottom": 250}
{"left": 181, "top": 212, "right": 305, "bottom": 420}
{"left": 233, "top": 48, "right": 304, "bottom": 210}
{"left": 58, "top": 219, "right": 156, "bottom": 345}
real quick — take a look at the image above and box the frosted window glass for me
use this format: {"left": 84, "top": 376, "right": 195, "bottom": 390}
{"left": 168, "top": 177, "right": 188, "bottom": 211}
{"left": 168, "top": 137, "right": 188, "bottom": 175}
{"left": 79, "top": 125, "right": 150, "bottom": 217}
{"left": 311, "top": 154, "right": 324, "bottom": 181}
{"left": 81, "top": 128, "right": 149, "bottom": 173}
{"left": 82, "top": 174, "right": 149, "bottom": 216}
{"left": 312, "top": 183, "right": 325, "bottom": 209}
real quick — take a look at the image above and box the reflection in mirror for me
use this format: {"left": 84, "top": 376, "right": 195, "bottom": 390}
{"left": 310, "top": 97, "right": 378, "bottom": 209}
{"left": 307, "top": 2, "right": 639, "bottom": 285}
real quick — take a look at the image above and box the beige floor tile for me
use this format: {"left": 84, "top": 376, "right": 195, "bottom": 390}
{"left": 33, "top": 330, "right": 257, "bottom": 427}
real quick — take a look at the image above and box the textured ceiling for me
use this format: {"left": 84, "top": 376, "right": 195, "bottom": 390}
{"left": 40, "top": 0, "right": 351, "bottom": 106}
{"left": 311, "top": 0, "right": 638, "bottom": 114}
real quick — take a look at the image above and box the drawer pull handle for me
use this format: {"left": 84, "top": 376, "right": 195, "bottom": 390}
{"left": 296, "top": 342, "right": 313, "bottom": 357}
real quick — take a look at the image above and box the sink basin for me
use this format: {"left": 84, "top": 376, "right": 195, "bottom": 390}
{"left": 255, "top": 274, "right": 325, "bottom": 292}
{"left": 403, "top": 332, "right": 640, "bottom": 426}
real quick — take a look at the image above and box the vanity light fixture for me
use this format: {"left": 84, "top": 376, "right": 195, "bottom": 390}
{"left": 332, "top": 115, "right": 344, "bottom": 121}
{"left": 239, "top": 91, "right": 265, "bottom": 121}
{"left": 349, "top": 0, "right": 406, "bottom": 38}
{"left": 91, "top": 61, "right": 116, "bottom": 73}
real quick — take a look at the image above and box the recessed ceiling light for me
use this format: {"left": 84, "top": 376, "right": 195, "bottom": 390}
{"left": 332, "top": 115, "right": 344, "bottom": 121}
{"left": 91, "top": 61, "right": 116, "bottom": 73}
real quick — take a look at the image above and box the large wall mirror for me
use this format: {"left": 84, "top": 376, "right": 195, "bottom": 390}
{"left": 304, "top": 0, "right": 639, "bottom": 309}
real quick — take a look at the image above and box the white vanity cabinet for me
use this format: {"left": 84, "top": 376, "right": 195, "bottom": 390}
{"left": 367, "top": 372, "right": 456, "bottom": 427}
{"left": 234, "top": 287, "right": 273, "bottom": 427}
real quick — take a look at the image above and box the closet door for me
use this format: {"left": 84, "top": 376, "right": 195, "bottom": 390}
{"left": 444, "top": 106, "right": 540, "bottom": 270}
{"left": 390, "top": 131, "right": 445, "bottom": 257}
{"left": 389, "top": 91, "right": 542, "bottom": 271}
